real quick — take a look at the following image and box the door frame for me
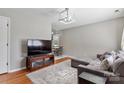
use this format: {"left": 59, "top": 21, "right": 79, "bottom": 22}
{"left": 6, "top": 17, "right": 10, "bottom": 72}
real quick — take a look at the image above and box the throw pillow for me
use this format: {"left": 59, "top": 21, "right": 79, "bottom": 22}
{"left": 100, "top": 59, "right": 110, "bottom": 71}
{"left": 106, "top": 56, "right": 115, "bottom": 66}
{"left": 106, "top": 51, "right": 117, "bottom": 66}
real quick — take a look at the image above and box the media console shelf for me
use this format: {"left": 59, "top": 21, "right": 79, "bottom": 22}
{"left": 26, "top": 54, "right": 54, "bottom": 71}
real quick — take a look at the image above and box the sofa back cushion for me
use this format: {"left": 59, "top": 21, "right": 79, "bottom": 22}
{"left": 112, "top": 58, "right": 124, "bottom": 76}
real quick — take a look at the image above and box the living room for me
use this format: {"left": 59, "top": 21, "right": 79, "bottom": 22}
{"left": 1, "top": 8, "right": 124, "bottom": 84}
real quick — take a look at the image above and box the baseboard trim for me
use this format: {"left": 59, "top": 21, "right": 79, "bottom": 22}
{"left": 8, "top": 67, "right": 26, "bottom": 73}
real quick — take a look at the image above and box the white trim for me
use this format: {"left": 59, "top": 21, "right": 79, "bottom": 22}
{"left": 0, "top": 16, "right": 10, "bottom": 74}
{"left": 8, "top": 67, "right": 26, "bottom": 73}
{"left": 63, "top": 55, "right": 91, "bottom": 62}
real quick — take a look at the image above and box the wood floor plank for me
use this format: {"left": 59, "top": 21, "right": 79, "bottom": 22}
{"left": 0, "top": 57, "right": 71, "bottom": 84}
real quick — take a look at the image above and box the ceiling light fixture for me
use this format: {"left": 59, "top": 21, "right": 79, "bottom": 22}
{"left": 59, "top": 8, "right": 74, "bottom": 24}
{"left": 115, "top": 9, "right": 120, "bottom": 13}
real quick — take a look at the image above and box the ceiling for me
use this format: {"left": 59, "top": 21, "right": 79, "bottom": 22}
{"left": 20, "top": 8, "right": 124, "bottom": 31}
{"left": 0, "top": 8, "right": 124, "bottom": 31}
{"left": 52, "top": 8, "right": 124, "bottom": 31}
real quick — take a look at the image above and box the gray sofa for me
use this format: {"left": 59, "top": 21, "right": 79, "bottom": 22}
{"left": 72, "top": 58, "right": 124, "bottom": 84}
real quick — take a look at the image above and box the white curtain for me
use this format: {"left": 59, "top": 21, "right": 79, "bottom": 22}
{"left": 121, "top": 28, "right": 124, "bottom": 50}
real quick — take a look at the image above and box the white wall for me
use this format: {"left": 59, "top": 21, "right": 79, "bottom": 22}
{"left": 61, "top": 17, "right": 124, "bottom": 59}
{"left": 0, "top": 9, "right": 51, "bottom": 70}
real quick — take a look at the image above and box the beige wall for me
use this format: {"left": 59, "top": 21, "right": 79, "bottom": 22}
{"left": 61, "top": 18, "right": 124, "bottom": 59}
{"left": 0, "top": 9, "right": 51, "bottom": 70}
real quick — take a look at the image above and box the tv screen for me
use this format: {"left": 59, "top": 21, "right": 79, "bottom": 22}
{"left": 27, "top": 39, "right": 52, "bottom": 56}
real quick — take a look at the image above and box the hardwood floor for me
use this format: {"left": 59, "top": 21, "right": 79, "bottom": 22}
{"left": 0, "top": 57, "right": 71, "bottom": 84}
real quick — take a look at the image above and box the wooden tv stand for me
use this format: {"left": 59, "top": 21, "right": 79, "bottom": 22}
{"left": 26, "top": 54, "right": 54, "bottom": 70}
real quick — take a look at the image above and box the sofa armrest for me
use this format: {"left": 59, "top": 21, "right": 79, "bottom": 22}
{"left": 71, "top": 59, "right": 89, "bottom": 68}
{"left": 78, "top": 65, "right": 116, "bottom": 77}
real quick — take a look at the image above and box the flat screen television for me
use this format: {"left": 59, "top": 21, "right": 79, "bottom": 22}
{"left": 27, "top": 39, "right": 52, "bottom": 56}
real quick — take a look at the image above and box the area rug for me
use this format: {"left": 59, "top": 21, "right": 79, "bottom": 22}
{"left": 26, "top": 59, "right": 77, "bottom": 84}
